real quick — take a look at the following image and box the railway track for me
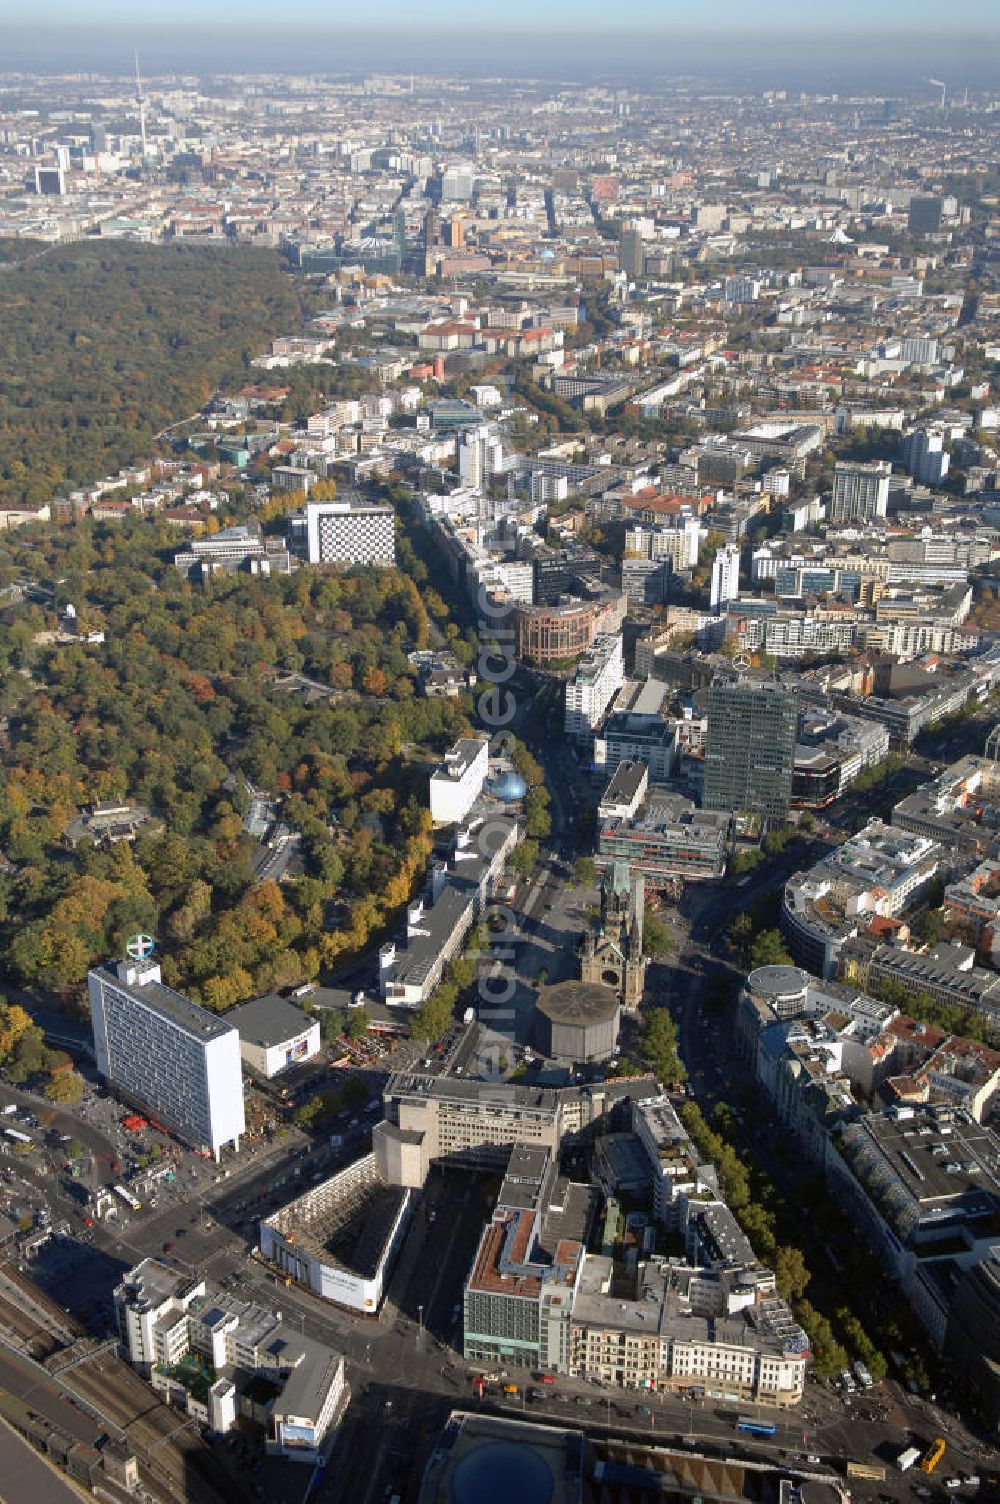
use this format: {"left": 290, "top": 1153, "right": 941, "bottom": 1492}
{"left": 0, "top": 1293, "right": 61, "bottom": 1357}
{"left": 69, "top": 1356, "right": 245, "bottom": 1504}
{"left": 0, "top": 1261, "right": 83, "bottom": 1343}
{"left": 0, "top": 1270, "right": 246, "bottom": 1504}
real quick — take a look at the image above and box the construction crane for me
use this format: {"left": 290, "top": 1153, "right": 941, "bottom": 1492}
{"left": 928, "top": 77, "right": 946, "bottom": 111}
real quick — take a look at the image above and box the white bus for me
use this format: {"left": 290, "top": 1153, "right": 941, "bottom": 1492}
{"left": 113, "top": 1185, "right": 142, "bottom": 1212}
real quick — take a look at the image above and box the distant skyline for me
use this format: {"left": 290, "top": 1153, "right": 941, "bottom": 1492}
{"left": 5, "top": 16, "right": 1000, "bottom": 89}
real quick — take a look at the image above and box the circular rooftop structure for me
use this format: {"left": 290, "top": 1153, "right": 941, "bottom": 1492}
{"left": 747, "top": 964, "right": 811, "bottom": 1013}
{"left": 536, "top": 980, "right": 620, "bottom": 1027}
{"left": 534, "top": 980, "right": 620, "bottom": 1064}
{"left": 450, "top": 1442, "right": 555, "bottom": 1504}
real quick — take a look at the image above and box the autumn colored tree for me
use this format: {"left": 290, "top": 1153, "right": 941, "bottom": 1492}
{"left": 0, "top": 1001, "right": 34, "bottom": 1063}
{"left": 45, "top": 1070, "right": 85, "bottom": 1105}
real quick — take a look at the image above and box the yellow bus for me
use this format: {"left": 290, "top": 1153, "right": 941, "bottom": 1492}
{"left": 919, "top": 1439, "right": 946, "bottom": 1475}
{"left": 846, "top": 1461, "right": 886, "bottom": 1481}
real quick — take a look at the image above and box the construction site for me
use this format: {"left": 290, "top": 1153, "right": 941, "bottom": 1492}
{"left": 260, "top": 1151, "right": 413, "bottom": 1314}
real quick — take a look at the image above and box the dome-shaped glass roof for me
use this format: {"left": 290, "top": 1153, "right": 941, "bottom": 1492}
{"left": 450, "top": 1442, "right": 555, "bottom": 1504}
{"left": 491, "top": 771, "right": 528, "bottom": 802}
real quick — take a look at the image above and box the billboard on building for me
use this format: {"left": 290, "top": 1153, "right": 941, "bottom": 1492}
{"left": 279, "top": 1424, "right": 316, "bottom": 1447}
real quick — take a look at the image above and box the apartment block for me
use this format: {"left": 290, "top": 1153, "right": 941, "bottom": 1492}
{"left": 428, "top": 736, "right": 490, "bottom": 825}
{"left": 563, "top": 633, "right": 624, "bottom": 739}
{"left": 829, "top": 461, "right": 890, "bottom": 523}
{"left": 593, "top": 679, "right": 676, "bottom": 783}
{"left": 899, "top": 427, "right": 950, "bottom": 487}
{"left": 378, "top": 812, "right": 518, "bottom": 1007}
{"left": 830, "top": 1105, "right": 1000, "bottom": 1346}
{"left": 114, "top": 1259, "right": 347, "bottom": 1459}
{"left": 709, "top": 544, "right": 740, "bottom": 613}
{"left": 781, "top": 820, "right": 942, "bottom": 979}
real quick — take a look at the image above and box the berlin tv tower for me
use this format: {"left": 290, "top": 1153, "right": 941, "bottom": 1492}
{"left": 134, "top": 51, "right": 148, "bottom": 160}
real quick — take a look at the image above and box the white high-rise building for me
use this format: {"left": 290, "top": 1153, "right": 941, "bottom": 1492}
{"left": 710, "top": 544, "right": 740, "bottom": 614}
{"left": 305, "top": 500, "right": 396, "bottom": 567}
{"left": 829, "top": 461, "right": 890, "bottom": 523}
{"left": 429, "top": 736, "right": 490, "bottom": 825}
{"left": 441, "top": 162, "right": 475, "bottom": 202}
{"left": 564, "top": 633, "right": 625, "bottom": 739}
{"left": 458, "top": 426, "right": 506, "bottom": 491}
{"left": 724, "top": 275, "right": 761, "bottom": 304}
{"left": 530, "top": 472, "right": 569, "bottom": 506}
{"left": 495, "top": 560, "right": 535, "bottom": 604}
{"left": 900, "top": 335, "right": 939, "bottom": 366}
{"left": 899, "top": 427, "right": 950, "bottom": 487}
{"left": 625, "top": 519, "right": 703, "bottom": 571}
{"left": 89, "top": 956, "right": 244, "bottom": 1160}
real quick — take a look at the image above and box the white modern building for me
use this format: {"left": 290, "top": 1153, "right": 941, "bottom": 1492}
{"left": 899, "top": 427, "right": 950, "bottom": 486}
{"left": 428, "top": 736, "right": 490, "bottom": 826}
{"left": 829, "top": 461, "right": 890, "bottom": 523}
{"left": 709, "top": 544, "right": 740, "bottom": 614}
{"left": 174, "top": 525, "right": 291, "bottom": 582}
{"left": 625, "top": 519, "right": 703, "bottom": 571}
{"left": 304, "top": 499, "right": 396, "bottom": 567}
{"left": 458, "top": 425, "right": 507, "bottom": 491}
{"left": 226, "top": 994, "right": 321, "bottom": 1079}
{"left": 114, "top": 1259, "right": 347, "bottom": 1460}
{"left": 564, "top": 633, "right": 625, "bottom": 739}
{"left": 441, "top": 162, "right": 475, "bottom": 202}
{"left": 378, "top": 813, "right": 519, "bottom": 1006}
{"left": 781, "top": 820, "right": 942, "bottom": 978}
{"left": 724, "top": 274, "right": 761, "bottom": 304}
{"left": 88, "top": 955, "right": 245, "bottom": 1159}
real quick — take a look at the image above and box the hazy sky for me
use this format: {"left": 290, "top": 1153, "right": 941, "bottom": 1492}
{"left": 5, "top": 6, "right": 1000, "bottom": 87}
{"left": 9, "top": 0, "right": 1000, "bottom": 25}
